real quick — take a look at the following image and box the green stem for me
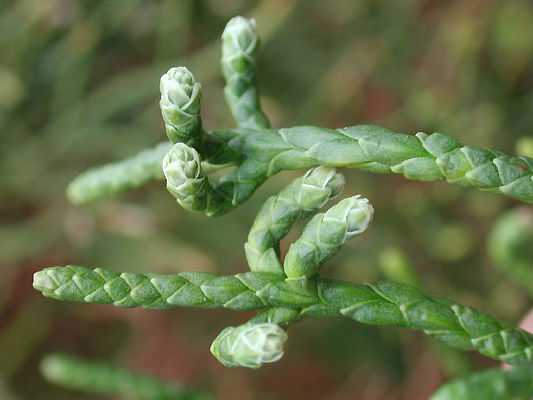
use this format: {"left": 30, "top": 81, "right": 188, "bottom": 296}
{"left": 68, "top": 124, "right": 533, "bottom": 208}
{"left": 249, "top": 306, "right": 303, "bottom": 327}
{"left": 34, "top": 266, "right": 533, "bottom": 365}
{"left": 209, "top": 124, "right": 533, "bottom": 205}
{"left": 41, "top": 353, "right": 210, "bottom": 400}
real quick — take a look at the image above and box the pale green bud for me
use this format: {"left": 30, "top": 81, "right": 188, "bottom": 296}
{"left": 160, "top": 67, "right": 202, "bottom": 144}
{"left": 337, "top": 195, "right": 374, "bottom": 239}
{"left": 162, "top": 143, "right": 206, "bottom": 205}
{"left": 221, "top": 17, "right": 258, "bottom": 66}
{"left": 210, "top": 323, "right": 287, "bottom": 369}
{"left": 299, "top": 167, "right": 345, "bottom": 210}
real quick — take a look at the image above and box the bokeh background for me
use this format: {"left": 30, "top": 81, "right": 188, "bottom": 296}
{"left": 2, "top": 0, "right": 533, "bottom": 399}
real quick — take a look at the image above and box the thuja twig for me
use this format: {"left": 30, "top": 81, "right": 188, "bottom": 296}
{"left": 34, "top": 264, "right": 533, "bottom": 366}
{"left": 207, "top": 169, "right": 373, "bottom": 366}
{"left": 430, "top": 366, "right": 533, "bottom": 400}
{"left": 33, "top": 14, "right": 533, "bottom": 378}
{"left": 221, "top": 16, "right": 270, "bottom": 129}
{"left": 283, "top": 195, "right": 373, "bottom": 279}
{"left": 41, "top": 353, "right": 210, "bottom": 400}
{"left": 488, "top": 208, "right": 533, "bottom": 294}
{"left": 69, "top": 126, "right": 533, "bottom": 209}
{"left": 65, "top": 17, "right": 533, "bottom": 208}
{"left": 66, "top": 142, "right": 171, "bottom": 204}
{"left": 245, "top": 166, "right": 344, "bottom": 274}
{"left": 200, "top": 125, "right": 533, "bottom": 210}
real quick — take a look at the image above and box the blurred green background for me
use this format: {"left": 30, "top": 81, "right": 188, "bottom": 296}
{"left": 2, "top": 0, "right": 533, "bottom": 399}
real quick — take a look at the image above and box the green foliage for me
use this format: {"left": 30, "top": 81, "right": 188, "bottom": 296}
{"left": 245, "top": 166, "right": 344, "bottom": 274}
{"left": 27, "top": 10, "right": 533, "bottom": 399}
{"left": 33, "top": 258, "right": 533, "bottom": 366}
{"left": 67, "top": 124, "right": 533, "bottom": 210}
{"left": 283, "top": 195, "right": 373, "bottom": 279}
{"left": 41, "top": 353, "right": 210, "bottom": 400}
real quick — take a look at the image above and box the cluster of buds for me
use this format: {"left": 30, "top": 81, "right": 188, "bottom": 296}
{"left": 159, "top": 17, "right": 374, "bottom": 369}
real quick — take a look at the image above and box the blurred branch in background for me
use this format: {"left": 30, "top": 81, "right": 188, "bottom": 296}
{"left": 430, "top": 366, "right": 533, "bottom": 400}
{"left": 41, "top": 353, "right": 211, "bottom": 400}
{"left": 489, "top": 208, "right": 533, "bottom": 295}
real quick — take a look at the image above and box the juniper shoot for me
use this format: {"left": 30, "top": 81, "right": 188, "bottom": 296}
{"left": 33, "top": 15, "right": 533, "bottom": 399}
